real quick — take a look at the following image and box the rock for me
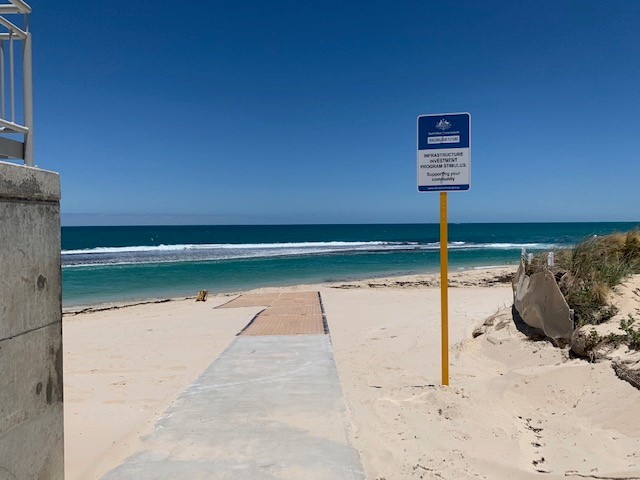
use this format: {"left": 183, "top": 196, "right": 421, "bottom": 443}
{"left": 570, "top": 326, "right": 595, "bottom": 357}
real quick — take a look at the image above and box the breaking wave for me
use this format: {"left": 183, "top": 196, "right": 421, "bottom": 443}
{"left": 62, "top": 241, "right": 560, "bottom": 268}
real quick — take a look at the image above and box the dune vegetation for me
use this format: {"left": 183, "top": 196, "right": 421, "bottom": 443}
{"left": 526, "top": 230, "right": 640, "bottom": 327}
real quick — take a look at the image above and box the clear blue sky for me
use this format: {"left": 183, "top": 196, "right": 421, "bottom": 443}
{"left": 31, "top": 1, "right": 640, "bottom": 225}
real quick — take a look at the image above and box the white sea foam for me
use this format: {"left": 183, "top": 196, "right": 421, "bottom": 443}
{"left": 61, "top": 241, "right": 422, "bottom": 267}
{"left": 61, "top": 240, "right": 565, "bottom": 270}
{"left": 62, "top": 240, "right": 560, "bottom": 259}
{"left": 415, "top": 242, "right": 558, "bottom": 250}
{"left": 478, "top": 242, "right": 557, "bottom": 249}
{"left": 62, "top": 241, "right": 401, "bottom": 255}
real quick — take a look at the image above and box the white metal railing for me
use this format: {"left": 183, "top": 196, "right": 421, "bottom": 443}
{"left": 0, "top": 0, "right": 32, "bottom": 166}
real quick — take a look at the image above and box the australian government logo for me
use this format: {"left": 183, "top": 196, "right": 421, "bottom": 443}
{"left": 427, "top": 118, "right": 460, "bottom": 143}
{"left": 435, "top": 119, "right": 451, "bottom": 131}
{"left": 429, "top": 119, "right": 459, "bottom": 137}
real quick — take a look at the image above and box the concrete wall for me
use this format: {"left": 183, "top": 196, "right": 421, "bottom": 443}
{"left": 512, "top": 255, "right": 573, "bottom": 341}
{"left": 0, "top": 162, "right": 63, "bottom": 479}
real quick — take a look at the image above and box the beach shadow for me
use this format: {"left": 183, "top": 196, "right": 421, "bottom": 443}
{"left": 511, "top": 305, "right": 551, "bottom": 343}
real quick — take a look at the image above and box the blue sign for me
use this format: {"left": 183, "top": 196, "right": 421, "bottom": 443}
{"left": 417, "top": 112, "right": 471, "bottom": 192}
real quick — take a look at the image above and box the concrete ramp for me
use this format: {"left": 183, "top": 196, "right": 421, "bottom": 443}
{"left": 102, "top": 293, "right": 364, "bottom": 480}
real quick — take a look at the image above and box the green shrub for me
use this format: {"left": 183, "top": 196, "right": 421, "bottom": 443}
{"left": 527, "top": 230, "right": 640, "bottom": 327}
{"left": 620, "top": 315, "right": 640, "bottom": 350}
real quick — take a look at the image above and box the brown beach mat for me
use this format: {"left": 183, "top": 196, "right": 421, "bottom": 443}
{"left": 216, "top": 291, "right": 327, "bottom": 336}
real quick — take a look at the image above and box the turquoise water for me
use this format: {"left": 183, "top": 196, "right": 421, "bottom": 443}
{"left": 62, "top": 223, "right": 639, "bottom": 306}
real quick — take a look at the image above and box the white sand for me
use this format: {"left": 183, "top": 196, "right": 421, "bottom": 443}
{"left": 63, "top": 295, "right": 260, "bottom": 480}
{"left": 63, "top": 268, "right": 640, "bottom": 479}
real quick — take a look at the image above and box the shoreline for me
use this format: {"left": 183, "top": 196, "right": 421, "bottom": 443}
{"left": 62, "top": 264, "right": 515, "bottom": 314}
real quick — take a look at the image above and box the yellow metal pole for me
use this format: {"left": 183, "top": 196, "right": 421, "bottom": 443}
{"left": 440, "top": 192, "right": 449, "bottom": 386}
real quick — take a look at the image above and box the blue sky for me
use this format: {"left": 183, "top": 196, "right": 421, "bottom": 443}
{"left": 30, "top": 1, "right": 640, "bottom": 225}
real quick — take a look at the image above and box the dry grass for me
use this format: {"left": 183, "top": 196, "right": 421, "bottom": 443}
{"left": 530, "top": 230, "right": 640, "bottom": 327}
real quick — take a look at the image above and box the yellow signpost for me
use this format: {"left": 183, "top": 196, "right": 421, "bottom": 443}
{"left": 417, "top": 113, "right": 470, "bottom": 386}
{"left": 439, "top": 192, "right": 449, "bottom": 385}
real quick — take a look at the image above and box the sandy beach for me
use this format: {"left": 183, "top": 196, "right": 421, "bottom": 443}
{"left": 62, "top": 267, "right": 640, "bottom": 479}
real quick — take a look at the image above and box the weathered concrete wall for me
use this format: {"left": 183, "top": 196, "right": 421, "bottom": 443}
{"left": 0, "top": 162, "right": 63, "bottom": 479}
{"left": 512, "top": 255, "right": 573, "bottom": 340}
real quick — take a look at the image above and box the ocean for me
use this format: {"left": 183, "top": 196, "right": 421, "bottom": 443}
{"left": 61, "top": 222, "right": 640, "bottom": 307}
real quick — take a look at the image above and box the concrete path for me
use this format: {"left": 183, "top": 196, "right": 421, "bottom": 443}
{"left": 101, "top": 334, "right": 365, "bottom": 479}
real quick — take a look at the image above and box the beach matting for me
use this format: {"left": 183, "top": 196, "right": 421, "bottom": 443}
{"left": 228, "top": 291, "right": 326, "bottom": 336}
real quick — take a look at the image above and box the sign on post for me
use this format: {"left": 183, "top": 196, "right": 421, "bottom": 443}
{"left": 417, "top": 113, "right": 470, "bottom": 191}
{"left": 417, "top": 112, "right": 471, "bottom": 387}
